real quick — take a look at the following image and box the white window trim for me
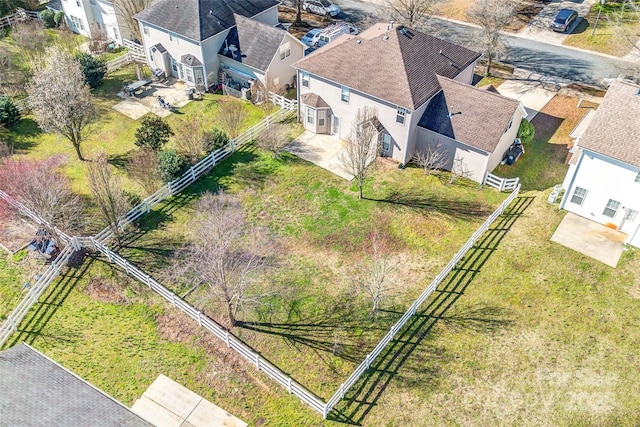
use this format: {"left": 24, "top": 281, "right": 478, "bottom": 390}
{"left": 341, "top": 86, "right": 349, "bottom": 103}
{"left": 301, "top": 71, "right": 309, "bottom": 88}
{"left": 635, "top": 171, "right": 640, "bottom": 183}
{"left": 143, "top": 25, "right": 149, "bottom": 36}
{"left": 570, "top": 186, "right": 587, "bottom": 206}
{"left": 603, "top": 199, "right": 620, "bottom": 218}
{"left": 396, "top": 107, "right": 408, "bottom": 125}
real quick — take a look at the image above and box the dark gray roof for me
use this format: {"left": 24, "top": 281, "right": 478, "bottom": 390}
{"left": 181, "top": 53, "right": 203, "bottom": 66}
{"left": 135, "top": 0, "right": 279, "bottom": 42}
{"left": 301, "top": 92, "right": 330, "bottom": 108}
{"left": 219, "top": 14, "right": 287, "bottom": 72}
{"left": 419, "top": 76, "right": 520, "bottom": 153}
{"left": 578, "top": 79, "right": 640, "bottom": 167}
{"left": 152, "top": 43, "right": 167, "bottom": 53}
{"left": 294, "top": 23, "right": 480, "bottom": 110}
{"left": 0, "top": 343, "right": 153, "bottom": 427}
{"left": 46, "top": 0, "right": 63, "bottom": 12}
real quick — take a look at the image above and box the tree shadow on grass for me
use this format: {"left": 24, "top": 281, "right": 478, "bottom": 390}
{"left": 365, "top": 189, "right": 493, "bottom": 220}
{"left": 107, "top": 151, "right": 132, "bottom": 171}
{"left": 3, "top": 252, "right": 93, "bottom": 351}
{"left": 327, "top": 196, "right": 534, "bottom": 425}
{"left": 8, "top": 118, "right": 41, "bottom": 153}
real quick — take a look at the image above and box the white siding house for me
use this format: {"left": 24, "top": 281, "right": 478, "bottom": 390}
{"left": 134, "top": 0, "right": 288, "bottom": 92}
{"left": 560, "top": 80, "right": 640, "bottom": 247}
{"left": 294, "top": 23, "right": 523, "bottom": 182}
{"left": 59, "top": 0, "right": 133, "bottom": 45}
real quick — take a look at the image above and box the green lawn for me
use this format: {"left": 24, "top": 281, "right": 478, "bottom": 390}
{"left": 0, "top": 251, "right": 31, "bottom": 321}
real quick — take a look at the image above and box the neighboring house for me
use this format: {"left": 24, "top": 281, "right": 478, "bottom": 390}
{"left": 293, "top": 23, "right": 524, "bottom": 182}
{"left": 560, "top": 79, "right": 640, "bottom": 247}
{"left": 57, "top": 0, "right": 135, "bottom": 45}
{"left": 134, "top": 0, "right": 302, "bottom": 93}
{"left": 0, "top": 343, "right": 152, "bottom": 426}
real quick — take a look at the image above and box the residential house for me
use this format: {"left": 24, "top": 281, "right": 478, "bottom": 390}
{"left": 0, "top": 343, "right": 152, "bottom": 426}
{"left": 293, "top": 23, "right": 525, "bottom": 183}
{"left": 56, "top": 0, "right": 135, "bottom": 45}
{"left": 134, "top": 0, "right": 303, "bottom": 93}
{"left": 560, "top": 79, "right": 640, "bottom": 247}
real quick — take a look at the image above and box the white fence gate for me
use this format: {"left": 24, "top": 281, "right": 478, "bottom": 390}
{"left": 483, "top": 172, "right": 520, "bottom": 192}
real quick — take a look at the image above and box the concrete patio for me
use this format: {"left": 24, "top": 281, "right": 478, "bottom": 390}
{"left": 497, "top": 72, "right": 558, "bottom": 121}
{"left": 551, "top": 212, "right": 627, "bottom": 267}
{"left": 112, "top": 78, "right": 193, "bottom": 119}
{"left": 286, "top": 131, "right": 355, "bottom": 180}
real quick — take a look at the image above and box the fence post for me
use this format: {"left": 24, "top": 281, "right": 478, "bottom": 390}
{"left": 288, "top": 377, "right": 292, "bottom": 394}
{"left": 255, "top": 354, "right": 260, "bottom": 369}
{"left": 190, "top": 166, "right": 196, "bottom": 182}
{"left": 266, "top": 115, "right": 270, "bottom": 128}
{"left": 197, "top": 311, "right": 202, "bottom": 326}
{"left": 225, "top": 331, "right": 230, "bottom": 347}
{"left": 171, "top": 294, "right": 176, "bottom": 307}
{"left": 145, "top": 274, "right": 152, "bottom": 289}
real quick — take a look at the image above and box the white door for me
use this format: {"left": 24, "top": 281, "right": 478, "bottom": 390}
{"left": 331, "top": 115, "right": 340, "bottom": 136}
{"left": 620, "top": 208, "right": 639, "bottom": 235}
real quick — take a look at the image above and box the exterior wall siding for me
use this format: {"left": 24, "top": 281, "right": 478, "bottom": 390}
{"left": 453, "top": 61, "right": 476, "bottom": 85}
{"left": 485, "top": 107, "right": 522, "bottom": 172}
{"left": 265, "top": 34, "right": 305, "bottom": 90}
{"left": 61, "top": 0, "right": 93, "bottom": 38}
{"left": 415, "top": 127, "right": 489, "bottom": 182}
{"left": 561, "top": 149, "right": 640, "bottom": 246}
{"left": 140, "top": 22, "right": 204, "bottom": 77}
{"left": 200, "top": 30, "right": 230, "bottom": 86}
{"left": 298, "top": 72, "right": 411, "bottom": 163}
{"left": 252, "top": 6, "right": 279, "bottom": 26}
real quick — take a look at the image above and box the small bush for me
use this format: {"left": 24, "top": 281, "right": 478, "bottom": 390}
{"left": 39, "top": 9, "right": 55, "bottom": 28}
{"left": 517, "top": 119, "right": 535, "bottom": 145}
{"left": 75, "top": 52, "right": 107, "bottom": 89}
{"left": 54, "top": 11, "right": 65, "bottom": 27}
{"left": 204, "top": 128, "right": 229, "bottom": 154}
{"left": 0, "top": 96, "right": 20, "bottom": 128}
{"left": 158, "top": 149, "right": 187, "bottom": 182}
{"left": 135, "top": 116, "right": 174, "bottom": 151}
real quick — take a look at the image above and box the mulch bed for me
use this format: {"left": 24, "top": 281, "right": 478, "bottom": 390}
{"left": 0, "top": 218, "right": 37, "bottom": 254}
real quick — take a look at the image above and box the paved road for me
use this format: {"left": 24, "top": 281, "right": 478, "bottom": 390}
{"left": 303, "top": 0, "right": 637, "bottom": 86}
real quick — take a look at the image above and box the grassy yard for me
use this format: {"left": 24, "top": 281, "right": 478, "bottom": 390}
{"left": 0, "top": 251, "right": 32, "bottom": 321}
{"left": 565, "top": 2, "right": 640, "bottom": 57}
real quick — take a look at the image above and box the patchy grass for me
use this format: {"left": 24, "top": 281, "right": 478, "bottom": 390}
{"left": 494, "top": 93, "right": 598, "bottom": 190}
{"left": 477, "top": 75, "right": 505, "bottom": 88}
{"left": 0, "top": 252, "right": 29, "bottom": 321}
{"left": 564, "top": 3, "right": 640, "bottom": 56}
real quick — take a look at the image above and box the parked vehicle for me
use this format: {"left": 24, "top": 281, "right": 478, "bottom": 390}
{"left": 550, "top": 9, "right": 578, "bottom": 33}
{"left": 302, "top": 0, "right": 340, "bottom": 17}
{"left": 301, "top": 29, "right": 323, "bottom": 47}
{"left": 316, "top": 22, "right": 358, "bottom": 47}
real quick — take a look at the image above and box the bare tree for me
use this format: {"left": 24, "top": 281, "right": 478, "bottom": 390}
{"left": 88, "top": 23, "right": 110, "bottom": 54}
{"left": 172, "top": 113, "right": 209, "bottom": 162}
{"left": 386, "top": 0, "right": 439, "bottom": 27}
{"left": 216, "top": 98, "right": 248, "bottom": 139}
{"left": 27, "top": 45, "right": 98, "bottom": 161}
{"left": 255, "top": 123, "right": 289, "bottom": 158}
{"left": 448, "top": 156, "right": 473, "bottom": 184}
{"left": 339, "top": 106, "right": 380, "bottom": 199}
{"left": 113, "top": 0, "right": 152, "bottom": 41}
{"left": 87, "top": 152, "right": 131, "bottom": 246}
{"left": 0, "top": 156, "right": 85, "bottom": 236}
{"left": 467, "top": 0, "right": 515, "bottom": 76}
{"left": 11, "top": 21, "right": 47, "bottom": 62}
{"left": 179, "top": 190, "right": 274, "bottom": 327}
{"left": 354, "top": 231, "right": 395, "bottom": 318}
{"left": 412, "top": 142, "right": 450, "bottom": 175}
{"left": 608, "top": 0, "right": 640, "bottom": 80}
{"left": 126, "top": 148, "right": 161, "bottom": 195}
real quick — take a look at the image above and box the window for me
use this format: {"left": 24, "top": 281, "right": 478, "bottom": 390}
{"left": 76, "top": 0, "right": 81, "bottom": 6}
{"left": 301, "top": 72, "right": 309, "bottom": 88}
{"left": 280, "top": 42, "right": 291, "bottom": 60}
{"left": 318, "top": 110, "right": 325, "bottom": 127}
{"left": 382, "top": 133, "right": 391, "bottom": 151}
{"left": 570, "top": 186, "right": 587, "bottom": 206}
{"left": 396, "top": 107, "right": 408, "bottom": 125}
{"left": 504, "top": 116, "right": 514, "bottom": 134}
{"left": 143, "top": 26, "right": 149, "bottom": 36}
{"left": 113, "top": 27, "right": 119, "bottom": 40}
{"left": 635, "top": 171, "right": 640, "bottom": 183}
{"left": 625, "top": 209, "right": 638, "bottom": 222}
{"left": 69, "top": 15, "right": 85, "bottom": 30}
{"left": 341, "top": 86, "right": 349, "bottom": 103}
{"left": 185, "top": 67, "right": 194, "bottom": 83}
{"left": 169, "top": 32, "right": 177, "bottom": 42}
{"left": 306, "top": 107, "right": 314, "bottom": 125}
{"left": 603, "top": 199, "right": 621, "bottom": 218}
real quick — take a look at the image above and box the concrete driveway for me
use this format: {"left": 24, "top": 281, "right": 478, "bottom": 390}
{"left": 517, "top": 0, "right": 596, "bottom": 45}
{"left": 286, "top": 131, "right": 355, "bottom": 180}
{"left": 497, "top": 70, "right": 559, "bottom": 120}
{"left": 551, "top": 212, "right": 627, "bottom": 267}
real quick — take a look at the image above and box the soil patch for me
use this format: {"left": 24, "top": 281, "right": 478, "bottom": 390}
{"left": 85, "top": 276, "right": 127, "bottom": 304}
{"left": 435, "top": 0, "right": 551, "bottom": 31}
{"left": 279, "top": 5, "right": 334, "bottom": 38}
{"left": 0, "top": 218, "right": 36, "bottom": 254}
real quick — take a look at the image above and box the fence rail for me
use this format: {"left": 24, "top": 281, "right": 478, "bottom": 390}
{"left": 322, "top": 185, "right": 521, "bottom": 417}
{"left": 0, "top": 245, "right": 75, "bottom": 347}
{"left": 89, "top": 240, "right": 326, "bottom": 414}
{"left": 94, "top": 102, "right": 297, "bottom": 245}
{"left": 483, "top": 172, "right": 520, "bottom": 192}
{"left": 0, "top": 9, "right": 36, "bottom": 29}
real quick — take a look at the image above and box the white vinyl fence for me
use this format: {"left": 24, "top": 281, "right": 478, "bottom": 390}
{"left": 89, "top": 239, "right": 326, "bottom": 415}
{"left": 106, "top": 39, "right": 145, "bottom": 73}
{"left": 94, "top": 101, "right": 297, "bottom": 245}
{"left": 0, "top": 8, "right": 38, "bottom": 29}
{"left": 483, "top": 172, "right": 520, "bottom": 192}
{"left": 322, "top": 184, "right": 521, "bottom": 417}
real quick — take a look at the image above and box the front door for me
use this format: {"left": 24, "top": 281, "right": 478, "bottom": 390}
{"left": 331, "top": 115, "right": 340, "bottom": 137}
{"left": 620, "top": 208, "right": 639, "bottom": 235}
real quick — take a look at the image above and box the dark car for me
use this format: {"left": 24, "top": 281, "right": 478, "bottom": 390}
{"left": 550, "top": 9, "right": 578, "bottom": 33}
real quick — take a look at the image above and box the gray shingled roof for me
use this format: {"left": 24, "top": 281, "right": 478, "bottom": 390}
{"left": 578, "top": 80, "right": 640, "bottom": 168}
{"left": 294, "top": 23, "right": 480, "bottom": 110}
{"left": 135, "top": 0, "right": 279, "bottom": 42}
{"left": 301, "top": 93, "right": 330, "bottom": 108}
{"left": 419, "top": 76, "right": 520, "bottom": 153}
{"left": 219, "top": 14, "right": 287, "bottom": 72}
{"left": 0, "top": 343, "right": 153, "bottom": 426}
{"left": 181, "top": 53, "right": 203, "bottom": 66}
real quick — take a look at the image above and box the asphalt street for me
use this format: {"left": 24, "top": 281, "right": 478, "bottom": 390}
{"left": 298, "top": 0, "right": 638, "bottom": 86}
